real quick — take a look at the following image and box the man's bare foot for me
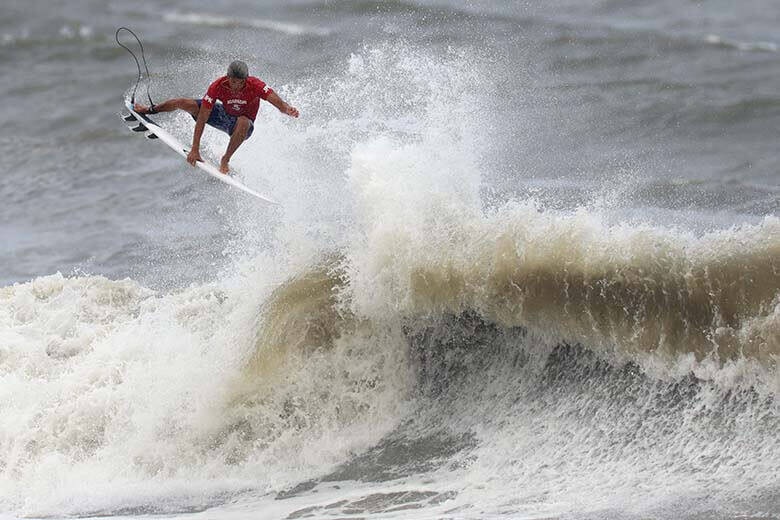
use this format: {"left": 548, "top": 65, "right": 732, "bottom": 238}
{"left": 219, "top": 158, "right": 230, "bottom": 174}
{"left": 133, "top": 103, "right": 150, "bottom": 114}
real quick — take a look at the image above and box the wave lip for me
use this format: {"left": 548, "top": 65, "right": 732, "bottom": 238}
{"left": 345, "top": 180, "right": 780, "bottom": 366}
{"left": 163, "top": 12, "right": 332, "bottom": 37}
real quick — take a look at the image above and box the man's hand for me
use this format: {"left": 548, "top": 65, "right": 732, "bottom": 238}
{"left": 284, "top": 105, "right": 300, "bottom": 118}
{"left": 267, "top": 92, "right": 299, "bottom": 118}
{"left": 187, "top": 148, "right": 202, "bottom": 166}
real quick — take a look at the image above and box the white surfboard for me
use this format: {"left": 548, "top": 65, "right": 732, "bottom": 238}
{"left": 122, "top": 99, "right": 279, "bottom": 205}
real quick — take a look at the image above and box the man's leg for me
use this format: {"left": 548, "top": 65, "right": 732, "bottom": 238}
{"left": 219, "top": 116, "right": 251, "bottom": 174}
{"left": 134, "top": 98, "right": 199, "bottom": 118}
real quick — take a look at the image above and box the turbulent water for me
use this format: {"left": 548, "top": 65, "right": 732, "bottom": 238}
{"left": 1, "top": 1, "right": 779, "bottom": 519}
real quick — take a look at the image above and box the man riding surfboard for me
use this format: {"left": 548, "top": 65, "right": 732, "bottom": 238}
{"left": 134, "top": 60, "right": 299, "bottom": 174}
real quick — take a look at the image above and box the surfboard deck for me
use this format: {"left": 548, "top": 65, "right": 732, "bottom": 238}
{"left": 122, "top": 99, "right": 280, "bottom": 205}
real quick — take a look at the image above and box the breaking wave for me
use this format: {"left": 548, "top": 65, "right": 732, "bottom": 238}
{"left": 1, "top": 41, "right": 778, "bottom": 518}
{"left": 2, "top": 202, "right": 778, "bottom": 515}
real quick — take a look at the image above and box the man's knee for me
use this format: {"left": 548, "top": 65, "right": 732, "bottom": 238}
{"left": 234, "top": 116, "right": 251, "bottom": 138}
{"left": 175, "top": 98, "right": 199, "bottom": 116}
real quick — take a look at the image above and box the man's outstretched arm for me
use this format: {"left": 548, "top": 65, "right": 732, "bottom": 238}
{"left": 266, "top": 91, "right": 299, "bottom": 118}
{"left": 188, "top": 104, "right": 212, "bottom": 166}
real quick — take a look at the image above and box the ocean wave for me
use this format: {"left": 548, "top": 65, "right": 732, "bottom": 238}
{"left": 2, "top": 206, "right": 779, "bottom": 515}
{"left": 231, "top": 206, "right": 780, "bottom": 381}
{"left": 541, "top": 21, "right": 779, "bottom": 59}
{"left": 341, "top": 194, "right": 780, "bottom": 366}
{"left": 301, "top": 0, "right": 451, "bottom": 16}
{"left": 705, "top": 33, "right": 779, "bottom": 53}
{"left": 680, "top": 95, "right": 780, "bottom": 127}
{"left": 298, "top": 0, "right": 518, "bottom": 24}
{"left": 163, "top": 12, "right": 332, "bottom": 37}
{"left": 259, "top": 248, "right": 780, "bottom": 514}
{"left": 0, "top": 24, "right": 96, "bottom": 48}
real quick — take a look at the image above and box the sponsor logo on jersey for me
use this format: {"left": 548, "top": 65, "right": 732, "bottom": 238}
{"left": 204, "top": 94, "right": 213, "bottom": 103}
{"left": 263, "top": 85, "right": 269, "bottom": 93}
{"left": 227, "top": 98, "right": 247, "bottom": 112}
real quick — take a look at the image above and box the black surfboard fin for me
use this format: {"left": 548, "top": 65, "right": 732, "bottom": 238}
{"left": 146, "top": 133, "right": 158, "bottom": 139}
{"left": 131, "top": 123, "right": 147, "bottom": 132}
{"left": 123, "top": 113, "right": 137, "bottom": 122}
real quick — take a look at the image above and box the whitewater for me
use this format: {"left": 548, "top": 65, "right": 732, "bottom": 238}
{"left": 2, "top": 1, "right": 779, "bottom": 519}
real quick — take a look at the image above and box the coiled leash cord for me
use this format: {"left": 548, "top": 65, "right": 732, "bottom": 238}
{"left": 115, "top": 26, "right": 157, "bottom": 112}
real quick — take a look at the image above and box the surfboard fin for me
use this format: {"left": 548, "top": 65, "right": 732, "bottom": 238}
{"left": 122, "top": 113, "right": 137, "bottom": 122}
{"left": 131, "top": 123, "right": 147, "bottom": 132}
{"left": 146, "top": 133, "right": 158, "bottom": 139}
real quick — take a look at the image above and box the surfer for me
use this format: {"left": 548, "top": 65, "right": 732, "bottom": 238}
{"left": 133, "top": 60, "right": 299, "bottom": 174}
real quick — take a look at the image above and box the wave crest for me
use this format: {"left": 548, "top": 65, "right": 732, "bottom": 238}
{"left": 344, "top": 200, "right": 780, "bottom": 364}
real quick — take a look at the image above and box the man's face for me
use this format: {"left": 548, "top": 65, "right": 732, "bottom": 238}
{"left": 228, "top": 77, "right": 246, "bottom": 90}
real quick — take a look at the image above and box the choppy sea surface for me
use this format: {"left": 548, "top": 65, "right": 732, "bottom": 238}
{"left": 1, "top": 1, "right": 779, "bottom": 518}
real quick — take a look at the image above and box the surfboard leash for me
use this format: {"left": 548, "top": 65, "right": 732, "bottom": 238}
{"left": 115, "top": 27, "right": 156, "bottom": 112}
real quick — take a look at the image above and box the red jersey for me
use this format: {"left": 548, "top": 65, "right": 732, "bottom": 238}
{"left": 201, "top": 76, "right": 273, "bottom": 121}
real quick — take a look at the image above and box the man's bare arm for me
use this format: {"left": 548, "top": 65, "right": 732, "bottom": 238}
{"left": 266, "top": 92, "right": 299, "bottom": 118}
{"left": 188, "top": 104, "right": 212, "bottom": 165}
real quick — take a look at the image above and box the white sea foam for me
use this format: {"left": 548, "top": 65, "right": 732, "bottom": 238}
{"left": 0, "top": 266, "right": 408, "bottom": 516}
